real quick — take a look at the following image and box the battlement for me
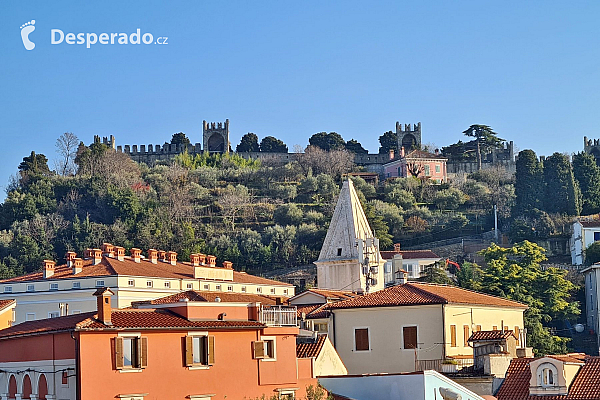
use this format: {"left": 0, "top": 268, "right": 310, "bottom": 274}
{"left": 396, "top": 122, "right": 421, "bottom": 133}
{"left": 93, "top": 135, "right": 116, "bottom": 149}
{"left": 584, "top": 136, "right": 600, "bottom": 148}
{"left": 203, "top": 119, "right": 230, "bottom": 153}
{"left": 203, "top": 119, "right": 229, "bottom": 132}
{"left": 116, "top": 142, "right": 202, "bottom": 155}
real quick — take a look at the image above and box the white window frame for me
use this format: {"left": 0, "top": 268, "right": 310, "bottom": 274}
{"left": 203, "top": 284, "right": 210, "bottom": 290}
{"left": 241, "top": 286, "right": 247, "bottom": 292}
{"left": 117, "top": 332, "right": 143, "bottom": 373}
{"left": 227, "top": 285, "right": 233, "bottom": 292}
{"left": 128, "top": 279, "right": 135, "bottom": 287}
{"left": 215, "top": 285, "right": 221, "bottom": 291}
{"left": 283, "top": 289, "right": 288, "bottom": 295}
{"left": 260, "top": 335, "right": 277, "bottom": 361}
{"left": 187, "top": 331, "right": 211, "bottom": 370}
{"left": 164, "top": 282, "right": 171, "bottom": 289}
{"left": 4, "top": 286, "right": 12, "bottom": 293}
{"left": 270, "top": 288, "right": 276, "bottom": 294}
{"left": 26, "top": 284, "right": 35, "bottom": 292}
{"left": 95, "top": 280, "right": 105, "bottom": 287}
{"left": 48, "top": 311, "right": 60, "bottom": 318}
{"left": 146, "top": 281, "right": 153, "bottom": 288}
{"left": 401, "top": 324, "right": 419, "bottom": 351}
{"left": 353, "top": 326, "right": 371, "bottom": 352}
{"left": 50, "top": 283, "right": 59, "bottom": 291}
{"left": 257, "top": 287, "right": 262, "bottom": 293}
{"left": 72, "top": 282, "right": 81, "bottom": 289}
{"left": 186, "top": 283, "right": 193, "bottom": 290}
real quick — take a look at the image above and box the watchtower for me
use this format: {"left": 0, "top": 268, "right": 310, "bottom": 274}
{"left": 396, "top": 122, "right": 422, "bottom": 151}
{"left": 584, "top": 136, "right": 600, "bottom": 164}
{"left": 203, "top": 120, "right": 230, "bottom": 153}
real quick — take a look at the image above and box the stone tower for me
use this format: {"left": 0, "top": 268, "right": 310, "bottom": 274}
{"left": 314, "top": 179, "right": 385, "bottom": 293}
{"left": 203, "top": 119, "right": 230, "bottom": 153}
{"left": 584, "top": 136, "right": 600, "bottom": 164}
{"left": 396, "top": 122, "right": 422, "bottom": 151}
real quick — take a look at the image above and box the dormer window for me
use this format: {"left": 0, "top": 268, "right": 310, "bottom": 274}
{"left": 542, "top": 367, "right": 554, "bottom": 386}
{"left": 536, "top": 362, "right": 558, "bottom": 389}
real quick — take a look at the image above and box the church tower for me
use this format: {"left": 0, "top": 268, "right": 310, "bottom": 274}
{"left": 314, "top": 179, "right": 385, "bottom": 293}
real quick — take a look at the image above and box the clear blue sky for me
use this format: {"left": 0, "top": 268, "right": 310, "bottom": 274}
{"left": 1, "top": 1, "right": 599, "bottom": 191}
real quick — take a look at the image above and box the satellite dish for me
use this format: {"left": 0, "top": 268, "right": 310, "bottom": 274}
{"left": 575, "top": 324, "right": 585, "bottom": 333}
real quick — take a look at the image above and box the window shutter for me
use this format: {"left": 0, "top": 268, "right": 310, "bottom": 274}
{"left": 253, "top": 341, "right": 265, "bottom": 359}
{"left": 354, "top": 329, "right": 369, "bottom": 351}
{"left": 463, "top": 325, "right": 470, "bottom": 347}
{"left": 403, "top": 326, "right": 417, "bottom": 349}
{"left": 139, "top": 337, "right": 148, "bottom": 368}
{"left": 450, "top": 325, "right": 457, "bottom": 347}
{"left": 115, "top": 337, "right": 124, "bottom": 369}
{"left": 185, "top": 336, "right": 194, "bottom": 366}
{"left": 208, "top": 335, "right": 215, "bottom": 365}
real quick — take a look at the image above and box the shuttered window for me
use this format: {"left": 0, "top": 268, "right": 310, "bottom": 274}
{"left": 355, "top": 328, "right": 369, "bottom": 351}
{"left": 185, "top": 335, "right": 215, "bottom": 367}
{"left": 252, "top": 338, "right": 275, "bottom": 359}
{"left": 463, "top": 325, "right": 470, "bottom": 347}
{"left": 115, "top": 336, "right": 147, "bottom": 370}
{"left": 403, "top": 326, "right": 417, "bottom": 349}
{"left": 450, "top": 325, "right": 457, "bottom": 347}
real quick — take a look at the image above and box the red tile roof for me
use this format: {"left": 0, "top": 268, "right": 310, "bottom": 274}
{"left": 133, "top": 290, "right": 280, "bottom": 306}
{"left": 329, "top": 283, "right": 527, "bottom": 310}
{"left": 469, "top": 330, "right": 516, "bottom": 342}
{"left": 496, "top": 356, "right": 600, "bottom": 400}
{"left": 380, "top": 250, "right": 440, "bottom": 260}
{"left": 297, "top": 304, "right": 330, "bottom": 319}
{"left": 297, "top": 334, "right": 327, "bottom": 358}
{"left": 405, "top": 149, "right": 447, "bottom": 160}
{"left": 0, "top": 256, "right": 292, "bottom": 287}
{"left": 580, "top": 221, "right": 600, "bottom": 228}
{"left": 0, "top": 299, "right": 15, "bottom": 312}
{"left": 0, "top": 309, "right": 265, "bottom": 339}
{"left": 301, "top": 289, "right": 357, "bottom": 302}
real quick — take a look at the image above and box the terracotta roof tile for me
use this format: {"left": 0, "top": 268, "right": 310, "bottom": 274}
{"left": 469, "top": 330, "right": 516, "bottom": 342}
{"left": 297, "top": 304, "right": 330, "bottom": 319}
{"left": 0, "top": 299, "right": 15, "bottom": 312}
{"left": 405, "top": 149, "right": 447, "bottom": 160}
{"left": 232, "top": 271, "right": 293, "bottom": 286}
{"left": 380, "top": 250, "right": 440, "bottom": 260}
{"left": 297, "top": 334, "right": 327, "bottom": 358}
{"left": 496, "top": 356, "right": 600, "bottom": 400}
{"left": 329, "top": 283, "right": 527, "bottom": 310}
{"left": 133, "top": 290, "right": 280, "bottom": 306}
{"left": 580, "top": 221, "right": 600, "bottom": 228}
{"left": 0, "top": 309, "right": 264, "bottom": 339}
{"left": 304, "top": 289, "right": 357, "bottom": 301}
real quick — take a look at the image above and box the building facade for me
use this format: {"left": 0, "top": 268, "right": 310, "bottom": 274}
{"left": 382, "top": 148, "right": 448, "bottom": 183}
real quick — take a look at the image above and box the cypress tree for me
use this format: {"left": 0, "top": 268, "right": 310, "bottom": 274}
{"left": 572, "top": 152, "right": 600, "bottom": 215}
{"left": 543, "top": 153, "right": 581, "bottom": 216}
{"left": 514, "top": 150, "right": 544, "bottom": 215}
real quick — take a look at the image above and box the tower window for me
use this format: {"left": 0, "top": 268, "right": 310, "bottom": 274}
{"left": 337, "top": 248, "right": 342, "bottom": 256}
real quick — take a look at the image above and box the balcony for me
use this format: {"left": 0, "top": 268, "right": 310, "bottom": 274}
{"left": 260, "top": 305, "right": 297, "bottom": 326}
{"left": 415, "top": 357, "right": 474, "bottom": 373}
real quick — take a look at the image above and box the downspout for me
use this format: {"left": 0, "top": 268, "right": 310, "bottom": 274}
{"left": 441, "top": 304, "right": 446, "bottom": 361}
{"left": 331, "top": 310, "right": 336, "bottom": 348}
{"left": 70, "top": 330, "right": 81, "bottom": 400}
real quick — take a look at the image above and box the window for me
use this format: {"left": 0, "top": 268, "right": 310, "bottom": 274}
{"left": 253, "top": 337, "right": 276, "bottom": 360}
{"left": 128, "top": 280, "right": 135, "bottom": 287}
{"left": 450, "top": 325, "right": 457, "bottom": 347}
{"left": 26, "top": 284, "right": 34, "bottom": 292}
{"left": 283, "top": 289, "right": 288, "bottom": 295}
{"left": 26, "top": 313, "right": 35, "bottom": 321}
{"left": 270, "top": 288, "right": 276, "bottom": 294}
{"left": 403, "top": 326, "right": 417, "bottom": 349}
{"left": 542, "top": 368, "right": 554, "bottom": 386}
{"left": 186, "top": 283, "right": 193, "bottom": 289}
{"left": 257, "top": 287, "right": 262, "bottom": 293}
{"left": 463, "top": 325, "right": 470, "bottom": 347}
{"left": 227, "top": 285, "right": 233, "bottom": 292}
{"left": 95, "top": 280, "right": 105, "bottom": 288}
{"left": 215, "top": 285, "right": 221, "bottom": 291}
{"left": 595, "top": 231, "right": 600, "bottom": 241}
{"left": 185, "top": 335, "right": 215, "bottom": 367}
{"left": 354, "top": 328, "right": 370, "bottom": 351}
{"left": 72, "top": 282, "right": 81, "bottom": 289}
{"left": 146, "top": 281, "right": 153, "bottom": 288}
{"left": 476, "top": 325, "right": 482, "bottom": 332}
{"left": 241, "top": 286, "right": 247, "bottom": 292}
{"left": 48, "top": 311, "right": 60, "bottom": 318}
{"left": 435, "top": 164, "right": 441, "bottom": 173}
{"left": 50, "top": 283, "right": 59, "bottom": 291}
{"left": 203, "top": 284, "right": 210, "bottom": 290}
{"left": 115, "top": 336, "right": 147, "bottom": 370}
{"left": 314, "top": 323, "right": 328, "bottom": 333}
{"left": 164, "top": 282, "right": 171, "bottom": 289}
{"left": 61, "top": 371, "right": 68, "bottom": 386}
{"left": 492, "top": 325, "right": 498, "bottom": 330}
{"left": 4, "top": 286, "right": 12, "bottom": 293}
{"left": 515, "top": 326, "right": 520, "bottom": 345}
{"left": 424, "top": 165, "right": 431, "bottom": 176}
{"left": 337, "top": 248, "right": 342, "bottom": 256}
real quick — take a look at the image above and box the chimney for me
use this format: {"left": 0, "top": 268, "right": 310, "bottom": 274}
{"left": 223, "top": 261, "right": 233, "bottom": 269}
{"left": 130, "top": 248, "right": 142, "bottom": 263}
{"left": 73, "top": 258, "right": 83, "bottom": 274}
{"left": 94, "top": 287, "right": 114, "bottom": 326}
{"left": 207, "top": 255, "right": 216, "bottom": 267}
{"left": 190, "top": 253, "right": 200, "bottom": 266}
{"left": 198, "top": 253, "right": 206, "bottom": 265}
{"left": 400, "top": 146, "right": 405, "bottom": 158}
{"left": 148, "top": 249, "right": 158, "bottom": 264}
{"left": 65, "top": 251, "right": 77, "bottom": 268}
{"left": 114, "top": 246, "right": 125, "bottom": 262}
{"left": 389, "top": 148, "right": 395, "bottom": 160}
{"left": 158, "top": 250, "right": 167, "bottom": 262}
{"left": 43, "top": 260, "right": 55, "bottom": 279}
{"left": 92, "top": 249, "right": 102, "bottom": 265}
{"left": 434, "top": 148, "right": 440, "bottom": 155}
{"left": 84, "top": 248, "right": 93, "bottom": 259}
{"left": 102, "top": 243, "right": 115, "bottom": 257}
{"left": 166, "top": 251, "right": 177, "bottom": 266}
{"left": 394, "top": 243, "right": 401, "bottom": 253}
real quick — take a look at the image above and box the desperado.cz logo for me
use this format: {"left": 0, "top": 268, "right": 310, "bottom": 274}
{"left": 20, "top": 20, "right": 168, "bottom": 50}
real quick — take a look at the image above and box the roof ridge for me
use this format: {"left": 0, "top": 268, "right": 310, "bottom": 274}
{"left": 403, "top": 283, "right": 448, "bottom": 303}
{"left": 408, "top": 282, "right": 527, "bottom": 307}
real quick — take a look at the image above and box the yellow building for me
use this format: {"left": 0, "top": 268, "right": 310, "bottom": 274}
{"left": 0, "top": 244, "right": 294, "bottom": 324}
{"left": 0, "top": 299, "right": 16, "bottom": 329}
{"left": 327, "top": 282, "right": 527, "bottom": 374}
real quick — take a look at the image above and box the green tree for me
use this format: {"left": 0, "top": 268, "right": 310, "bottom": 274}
{"left": 419, "top": 260, "right": 454, "bottom": 284}
{"left": 514, "top": 150, "right": 544, "bottom": 215}
{"left": 259, "top": 136, "right": 288, "bottom": 153}
{"left": 345, "top": 139, "right": 368, "bottom": 154}
{"left": 455, "top": 262, "right": 483, "bottom": 291}
{"left": 543, "top": 152, "right": 581, "bottom": 216}
{"left": 585, "top": 242, "right": 600, "bottom": 265}
{"left": 477, "top": 241, "right": 579, "bottom": 355}
{"left": 236, "top": 133, "right": 260, "bottom": 153}
{"left": 309, "top": 132, "right": 345, "bottom": 151}
{"left": 170, "top": 132, "right": 190, "bottom": 145}
{"left": 463, "top": 125, "right": 504, "bottom": 170}
{"left": 572, "top": 152, "right": 600, "bottom": 215}
{"left": 273, "top": 204, "right": 304, "bottom": 225}
{"left": 378, "top": 131, "right": 397, "bottom": 155}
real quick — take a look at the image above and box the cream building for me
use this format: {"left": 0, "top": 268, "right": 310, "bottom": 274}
{"left": 0, "top": 244, "right": 294, "bottom": 324}
{"left": 327, "top": 282, "right": 527, "bottom": 375}
{"left": 314, "top": 179, "right": 386, "bottom": 293}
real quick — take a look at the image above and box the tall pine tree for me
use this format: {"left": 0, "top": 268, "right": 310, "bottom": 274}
{"left": 514, "top": 150, "right": 544, "bottom": 215}
{"left": 543, "top": 153, "right": 581, "bottom": 216}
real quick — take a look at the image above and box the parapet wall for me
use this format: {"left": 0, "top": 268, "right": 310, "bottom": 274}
{"left": 116, "top": 142, "right": 202, "bottom": 165}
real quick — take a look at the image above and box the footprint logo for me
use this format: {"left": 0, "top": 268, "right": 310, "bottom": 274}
{"left": 20, "top": 20, "right": 35, "bottom": 50}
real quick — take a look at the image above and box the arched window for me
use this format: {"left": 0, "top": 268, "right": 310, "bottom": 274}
{"left": 543, "top": 368, "right": 554, "bottom": 386}
{"left": 537, "top": 362, "right": 558, "bottom": 388}
{"left": 38, "top": 374, "right": 48, "bottom": 400}
{"left": 22, "top": 374, "right": 32, "bottom": 399}
{"left": 8, "top": 375, "right": 17, "bottom": 399}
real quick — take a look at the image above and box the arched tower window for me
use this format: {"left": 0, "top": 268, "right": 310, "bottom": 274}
{"left": 537, "top": 362, "right": 558, "bottom": 388}
{"left": 38, "top": 374, "right": 48, "bottom": 400}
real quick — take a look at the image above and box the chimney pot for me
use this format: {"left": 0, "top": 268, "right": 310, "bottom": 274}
{"left": 166, "top": 251, "right": 177, "bottom": 266}
{"left": 190, "top": 253, "right": 200, "bottom": 267}
{"left": 207, "top": 255, "right": 216, "bottom": 267}
{"left": 101, "top": 243, "right": 115, "bottom": 257}
{"left": 222, "top": 261, "right": 233, "bottom": 269}
{"left": 114, "top": 246, "right": 125, "bottom": 262}
{"left": 65, "top": 251, "right": 77, "bottom": 268}
{"left": 148, "top": 249, "right": 158, "bottom": 264}
{"left": 401, "top": 146, "right": 405, "bottom": 158}
{"left": 130, "top": 248, "right": 142, "bottom": 263}
{"left": 198, "top": 253, "right": 206, "bottom": 265}
{"left": 94, "top": 287, "right": 114, "bottom": 326}
{"left": 389, "top": 148, "right": 395, "bottom": 160}
{"left": 92, "top": 248, "right": 102, "bottom": 265}
{"left": 158, "top": 250, "right": 167, "bottom": 262}
{"left": 43, "top": 260, "right": 56, "bottom": 278}
{"left": 73, "top": 258, "right": 83, "bottom": 275}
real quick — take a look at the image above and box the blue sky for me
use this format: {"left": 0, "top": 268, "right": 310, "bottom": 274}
{"left": 1, "top": 1, "right": 599, "bottom": 191}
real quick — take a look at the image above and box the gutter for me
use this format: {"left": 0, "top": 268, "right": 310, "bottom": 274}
{"left": 70, "top": 330, "right": 81, "bottom": 400}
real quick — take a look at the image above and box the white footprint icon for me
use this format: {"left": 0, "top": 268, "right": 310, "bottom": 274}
{"left": 20, "top": 20, "right": 36, "bottom": 50}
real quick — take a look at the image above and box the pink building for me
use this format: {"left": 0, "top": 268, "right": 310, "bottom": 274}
{"left": 383, "top": 148, "right": 448, "bottom": 183}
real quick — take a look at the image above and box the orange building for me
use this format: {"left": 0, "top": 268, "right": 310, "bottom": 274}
{"left": 0, "top": 288, "right": 318, "bottom": 400}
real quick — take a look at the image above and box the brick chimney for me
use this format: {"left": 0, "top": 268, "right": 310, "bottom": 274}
{"left": 190, "top": 254, "right": 200, "bottom": 266}
{"left": 43, "top": 260, "right": 55, "bottom": 279}
{"left": 198, "top": 253, "right": 206, "bottom": 265}
{"left": 65, "top": 251, "right": 76, "bottom": 268}
{"left": 115, "top": 246, "right": 125, "bottom": 262}
{"left": 73, "top": 258, "right": 83, "bottom": 275}
{"left": 92, "top": 249, "right": 102, "bottom": 265}
{"left": 389, "top": 148, "right": 395, "bottom": 160}
{"left": 223, "top": 261, "right": 233, "bottom": 269}
{"left": 400, "top": 146, "right": 405, "bottom": 158}
{"left": 394, "top": 243, "right": 401, "bottom": 253}
{"left": 102, "top": 243, "right": 115, "bottom": 257}
{"left": 166, "top": 251, "right": 177, "bottom": 266}
{"left": 148, "top": 249, "right": 158, "bottom": 264}
{"left": 207, "top": 255, "right": 216, "bottom": 267}
{"left": 94, "top": 287, "right": 114, "bottom": 326}
{"left": 158, "top": 250, "right": 167, "bottom": 262}
{"left": 130, "top": 248, "right": 142, "bottom": 263}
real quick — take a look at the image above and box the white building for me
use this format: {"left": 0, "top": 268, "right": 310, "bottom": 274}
{"left": 314, "top": 179, "right": 385, "bottom": 293}
{"left": 571, "top": 218, "right": 600, "bottom": 265}
{"left": 381, "top": 245, "right": 441, "bottom": 281}
{"left": 581, "top": 263, "right": 600, "bottom": 350}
